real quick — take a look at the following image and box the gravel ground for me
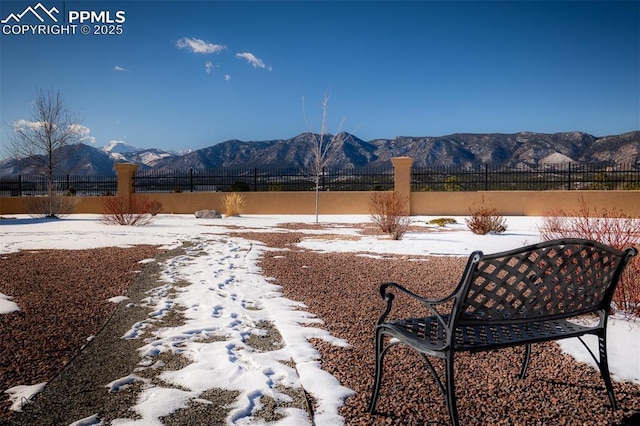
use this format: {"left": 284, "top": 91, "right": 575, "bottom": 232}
{"left": 1, "top": 226, "right": 640, "bottom": 425}
{"left": 0, "top": 246, "right": 159, "bottom": 424}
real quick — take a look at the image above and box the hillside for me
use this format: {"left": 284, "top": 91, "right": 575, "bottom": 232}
{"left": 1, "top": 131, "right": 638, "bottom": 176}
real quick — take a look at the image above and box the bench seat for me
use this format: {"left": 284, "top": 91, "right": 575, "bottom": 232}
{"left": 384, "top": 314, "right": 600, "bottom": 355}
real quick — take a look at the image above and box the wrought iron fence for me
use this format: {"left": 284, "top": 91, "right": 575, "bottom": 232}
{"left": 412, "top": 163, "right": 640, "bottom": 191}
{"left": 2, "top": 163, "right": 639, "bottom": 196}
{"left": 132, "top": 167, "right": 394, "bottom": 193}
{"left": 0, "top": 174, "right": 117, "bottom": 196}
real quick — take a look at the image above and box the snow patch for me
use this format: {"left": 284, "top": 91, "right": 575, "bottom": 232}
{"left": 0, "top": 292, "right": 20, "bottom": 314}
{"left": 4, "top": 383, "right": 47, "bottom": 412}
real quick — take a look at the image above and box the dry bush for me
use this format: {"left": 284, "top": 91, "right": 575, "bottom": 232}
{"left": 368, "top": 192, "right": 413, "bottom": 240}
{"left": 539, "top": 197, "right": 640, "bottom": 316}
{"left": 100, "top": 195, "right": 162, "bottom": 226}
{"left": 619, "top": 259, "right": 640, "bottom": 318}
{"left": 465, "top": 205, "right": 507, "bottom": 235}
{"left": 539, "top": 197, "right": 640, "bottom": 247}
{"left": 24, "top": 194, "right": 77, "bottom": 218}
{"left": 222, "top": 193, "right": 247, "bottom": 217}
{"left": 428, "top": 217, "right": 458, "bottom": 227}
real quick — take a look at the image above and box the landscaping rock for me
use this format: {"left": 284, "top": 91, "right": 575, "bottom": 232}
{"left": 194, "top": 209, "right": 222, "bottom": 219}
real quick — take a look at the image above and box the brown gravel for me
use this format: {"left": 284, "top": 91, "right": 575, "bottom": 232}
{"left": 0, "top": 246, "right": 159, "bottom": 423}
{"left": 1, "top": 226, "right": 640, "bottom": 425}
{"left": 241, "top": 231, "right": 640, "bottom": 426}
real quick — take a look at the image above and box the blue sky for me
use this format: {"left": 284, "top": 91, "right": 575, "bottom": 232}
{"left": 1, "top": 1, "right": 638, "bottom": 153}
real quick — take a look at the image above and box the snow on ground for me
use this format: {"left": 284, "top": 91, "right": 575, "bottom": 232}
{"left": 3, "top": 383, "right": 46, "bottom": 412}
{"left": 0, "top": 292, "right": 20, "bottom": 314}
{"left": 1, "top": 214, "right": 639, "bottom": 424}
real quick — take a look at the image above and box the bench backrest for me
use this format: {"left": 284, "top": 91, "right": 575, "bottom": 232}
{"left": 454, "top": 239, "right": 637, "bottom": 326}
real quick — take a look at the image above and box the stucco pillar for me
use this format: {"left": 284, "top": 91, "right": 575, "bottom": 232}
{"left": 115, "top": 163, "right": 138, "bottom": 198}
{"left": 391, "top": 156, "right": 414, "bottom": 214}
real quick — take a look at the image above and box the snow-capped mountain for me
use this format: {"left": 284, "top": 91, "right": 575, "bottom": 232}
{"left": 100, "top": 142, "right": 175, "bottom": 167}
{"left": 101, "top": 141, "right": 141, "bottom": 154}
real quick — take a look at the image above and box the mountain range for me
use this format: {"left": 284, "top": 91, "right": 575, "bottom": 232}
{"left": 1, "top": 131, "right": 639, "bottom": 176}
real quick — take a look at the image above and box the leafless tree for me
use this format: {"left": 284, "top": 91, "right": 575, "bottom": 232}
{"left": 303, "top": 91, "right": 346, "bottom": 223}
{"left": 6, "top": 89, "right": 83, "bottom": 217}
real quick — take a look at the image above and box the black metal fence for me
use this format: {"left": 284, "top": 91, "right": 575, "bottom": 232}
{"left": 0, "top": 174, "right": 117, "bottom": 196}
{"left": 133, "top": 167, "right": 395, "bottom": 193}
{"left": 412, "top": 163, "right": 640, "bottom": 191}
{"left": 2, "top": 164, "right": 639, "bottom": 196}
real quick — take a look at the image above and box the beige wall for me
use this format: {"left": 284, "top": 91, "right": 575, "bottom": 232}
{"left": 410, "top": 191, "right": 640, "bottom": 216}
{"left": 139, "top": 191, "right": 375, "bottom": 215}
{"left": 2, "top": 190, "right": 639, "bottom": 217}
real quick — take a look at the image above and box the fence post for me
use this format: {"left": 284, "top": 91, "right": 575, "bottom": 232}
{"left": 391, "top": 156, "right": 414, "bottom": 214}
{"left": 115, "top": 163, "right": 138, "bottom": 199}
{"left": 485, "top": 164, "right": 489, "bottom": 191}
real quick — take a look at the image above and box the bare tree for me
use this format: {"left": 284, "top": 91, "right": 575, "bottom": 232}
{"left": 6, "top": 89, "right": 83, "bottom": 217}
{"left": 303, "top": 91, "right": 346, "bottom": 223}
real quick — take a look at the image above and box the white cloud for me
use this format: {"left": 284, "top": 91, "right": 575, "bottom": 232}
{"left": 176, "top": 37, "right": 226, "bottom": 54}
{"left": 114, "top": 66, "right": 127, "bottom": 72}
{"left": 69, "top": 124, "right": 96, "bottom": 144}
{"left": 14, "top": 119, "right": 45, "bottom": 130}
{"left": 13, "top": 121, "right": 96, "bottom": 144}
{"left": 235, "top": 52, "right": 270, "bottom": 70}
{"left": 205, "top": 61, "right": 214, "bottom": 74}
{"left": 225, "top": 74, "right": 231, "bottom": 81}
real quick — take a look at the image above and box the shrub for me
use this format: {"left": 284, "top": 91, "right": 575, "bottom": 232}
{"left": 539, "top": 197, "right": 640, "bottom": 317}
{"left": 24, "top": 194, "right": 77, "bottom": 218}
{"left": 539, "top": 198, "right": 640, "bottom": 247}
{"left": 221, "top": 193, "right": 247, "bottom": 217}
{"left": 624, "top": 182, "right": 640, "bottom": 190}
{"left": 587, "top": 172, "right": 613, "bottom": 190}
{"left": 230, "top": 180, "right": 251, "bottom": 192}
{"left": 100, "top": 195, "right": 162, "bottom": 226}
{"left": 428, "top": 217, "right": 457, "bottom": 227}
{"left": 465, "top": 205, "right": 507, "bottom": 235}
{"left": 619, "top": 258, "right": 640, "bottom": 318}
{"left": 148, "top": 199, "right": 163, "bottom": 216}
{"left": 369, "top": 192, "right": 413, "bottom": 240}
{"left": 444, "top": 176, "right": 461, "bottom": 191}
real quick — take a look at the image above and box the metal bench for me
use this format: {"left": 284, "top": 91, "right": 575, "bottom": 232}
{"left": 368, "top": 238, "right": 637, "bottom": 425}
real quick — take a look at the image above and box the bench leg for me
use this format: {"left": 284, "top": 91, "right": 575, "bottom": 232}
{"left": 519, "top": 344, "right": 532, "bottom": 379}
{"left": 368, "top": 327, "right": 385, "bottom": 414}
{"left": 597, "top": 333, "right": 617, "bottom": 410}
{"left": 577, "top": 333, "right": 617, "bottom": 410}
{"left": 445, "top": 352, "right": 460, "bottom": 426}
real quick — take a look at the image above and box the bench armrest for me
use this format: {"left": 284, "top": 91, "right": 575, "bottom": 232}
{"left": 377, "top": 282, "right": 457, "bottom": 330}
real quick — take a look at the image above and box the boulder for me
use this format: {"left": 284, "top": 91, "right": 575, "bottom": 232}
{"left": 194, "top": 209, "right": 222, "bottom": 219}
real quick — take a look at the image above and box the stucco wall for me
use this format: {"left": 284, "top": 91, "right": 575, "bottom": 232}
{"left": 2, "top": 190, "right": 638, "bottom": 216}
{"left": 410, "top": 191, "right": 640, "bottom": 216}
{"left": 136, "top": 191, "right": 376, "bottom": 215}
